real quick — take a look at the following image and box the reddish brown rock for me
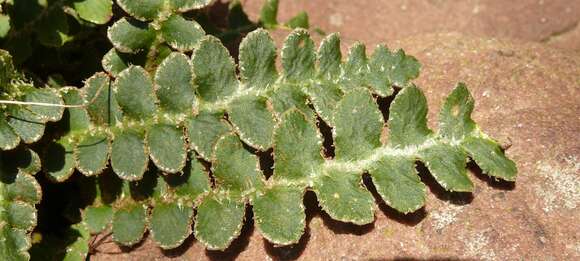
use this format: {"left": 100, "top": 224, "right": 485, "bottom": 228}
{"left": 242, "top": 0, "right": 580, "bottom": 51}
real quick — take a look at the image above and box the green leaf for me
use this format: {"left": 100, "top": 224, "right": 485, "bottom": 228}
{"left": 62, "top": 224, "right": 90, "bottom": 261}
{"left": 387, "top": 49, "right": 420, "bottom": 88}
{"left": 0, "top": 148, "right": 42, "bottom": 261}
{"left": 253, "top": 185, "right": 305, "bottom": 245}
{"left": 228, "top": 95, "right": 275, "bottom": 150}
{"left": 387, "top": 86, "right": 432, "bottom": 147}
{"left": 462, "top": 137, "right": 517, "bottom": 181}
{"left": 303, "top": 82, "right": 343, "bottom": 126}
{"left": 333, "top": 90, "right": 382, "bottom": 161}
{"left": 317, "top": 33, "right": 342, "bottom": 81}
{"left": 314, "top": 168, "right": 374, "bottom": 224}
{"left": 438, "top": 83, "right": 476, "bottom": 140}
{"left": 0, "top": 49, "right": 16, "bottom": 86}
{"left": 281, "top": 29, "right": 315, "bottom": 81}
{"left": 369, "top": 157, "right": 425, "bottom": 213}
{"left": 186, "top": 112, "right": 231, "bottom": 160}
{"left": 83, "top": 73, "right": 123, "bottom": 126}
{"left": 160, "top": 15, "right": 205, "bottom": 52}
{"left": 194, "top": 194, "right": 245, "bottom": 250}
{"left": 114, "top": 66, "right": 158, "bottom": 120}
{"left": 191, "top": 36, "right": 238, "bottom": 102}
{"left": 75, "top": 133, "right": 110, "bottom": 176}
{"left": 270, "top": 83, "right": 312, "bottom": 120}
{"left": 0, "top": 15, "right": 10, "bottom": 38}
{"left": 6, "top": 105, "right": 45, "bottom": 144}
{"left": 44, "top": 88, "right": 89, "bottom": 181}
{"left": 212, "top": 133, "right": 263, "bottom": 194}
{"left": 341, "top": 42, "right": 368, "bottom": 89}
{"left": 419, "top": 143, "right": 473, "bottom": 192}
{"left": 111, "top": 130, "right": 148, "bottom": 181}
{"left": 165, "top": 158, "right": 210, "bottom": 200}
{"left": 147, "top": 124, "right": 187, "bottom": 173}
{"left": 5, "top": 202, "right": 36, "bottom": 230}
{"left": 1, "top": 170, "right": 42, "bottom": 204}
{"left": 286, "top": 12, "right": 309, "bottom": 29}
{"left": 368, "top": 46, "right": 420, "bottom": 96}
{"left": 259, "top": 0, "right": 279, "bottom": 28}
{"left": 108, "top": 18, "right": 155, "bottom": 53}
{"left": 83, "top": 205, "right": 113, "bottom": 234}
{"left": 238, "top": 29, "right": 278, "bottom": 90}
{"left": 0, "top": 117, "right": 20, "bottom": 150}
{"left": 112, "top": 203, "right": 148, "bottom": 246}
{"left": 73, "top": 0, "right": 113, "bottom": 24}
{"left": 149, "top": 202, "right": 193, "bottom": 249}
{"left": 43, "top": 139, "right": 75, "bottom": 182}
{"left": 22, "top": 88, "right": 64, "bottom": 122}
{"left": 169, "top": 0, "right": 213, "bottom": 12}
{"left": 61, "top": 88, "right": 90, "bottom": 131}
{"left": 154, "top": 52, "right": 195, "bottom": 113}
{"left": 273, "top": 110, "right": 323, "bottom": 182}
{"left": 367, "top": 46, "right": 394, "bottom": 96}
{"left": 1, "top": 147, "right": 41, "bottom": 177}
{"left": 0, "top": 228, "right": 30, "bottom": 261}
{"left": 102, "top": 48, "right": 147, "bottom": 77}
{"left": 117, "top": 0, "right": 163, "bottom": 21}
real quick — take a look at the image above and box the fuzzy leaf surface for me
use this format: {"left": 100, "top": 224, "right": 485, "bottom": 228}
{"left": 0, "top": 148, "right": 42, "bottom": 261}
{"left": 44, "top": 29, "right": 518, "bottom": 253}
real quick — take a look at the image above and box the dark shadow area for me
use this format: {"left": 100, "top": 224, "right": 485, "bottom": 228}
{"left": 363, "top": 173, "right": 427, "bottom": 226}
{"left": 205, "top": 206, "right": 255, "bottom": 260}
{"left": 264, "top": 230, "right": 311, "bottom": 261}
{"left": 128, "top": 166, "right": 159, "bottom": 200}
{"left": 42, "top": 142, "right": 73, "bottom": 176}
{"left": 316, "top": 115, "right": 335, "bottom": 158}
{"left": 468, "top": 161, "right": 515, "bottom": 191}
{"left": 35, "top": 172, "right": 83, "bottom": 233}
{"left": 88, "top": 232, "right": 141, "bottom": 256}
{"left": 29, "top": 223, "right": 88, "bottom": 261}
{"left": 0, "top": 146, "right": 35, "bottom": 181}
{"left": 258, "top": 148, "right": 274, "bottom": 179}
{"left": 375, "top": 87, "right": 401, "bottom": 123}
{"left": 416, "top": 163, "right": 473, "bottom": 205}
{"left": 319, "top": 208, "right": 375, "bottom": 236}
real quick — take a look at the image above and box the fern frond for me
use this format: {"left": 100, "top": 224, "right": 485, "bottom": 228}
{"left": 0, "top": 147, "right": 42, "bottom": 261}
{"left": 43, "top": 28, "right": 515, "bottom": 250}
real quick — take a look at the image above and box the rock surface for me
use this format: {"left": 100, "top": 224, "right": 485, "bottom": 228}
{"left": 92, "top": 1, "right": 580, "bottom": 260}
{"left": 243, "top": 0, "right": 580, "bottom": 51}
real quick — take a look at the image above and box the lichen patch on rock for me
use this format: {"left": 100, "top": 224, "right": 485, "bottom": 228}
{"left": 429, "top": 204, "right": 465, "bottom": 232}
{"left": 534, "top": 155, "right": 580, "bottom": 213}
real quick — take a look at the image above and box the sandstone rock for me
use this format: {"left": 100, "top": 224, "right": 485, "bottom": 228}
{"left": 243, "top": 0, "right": 580, "bottom": 51}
